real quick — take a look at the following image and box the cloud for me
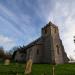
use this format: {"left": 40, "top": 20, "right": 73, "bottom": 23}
{"left": 0, "top": 35, "right": 16, "bottom": 51}
{"left": 0, "top": 0, "right": 75, "bottom": 59}
{"left": 28, "top": 0, "right": 75, "bottom": 59}
{"left": 0, "top": 4, "right": 26, "bottom": 35}
{"left": 0, "top": 2, "right": 41, "bottom": 50}
{"left": 47, "top": 0, "right": 75, "bottom": 59}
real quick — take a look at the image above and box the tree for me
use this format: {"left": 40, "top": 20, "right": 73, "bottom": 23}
{"left": 11, "top": 46, "right": 26, "bottom": 61}
{"left": 8, "top": 47, "right": 19, "bottom": 59}
{"left": 69, "top": 56, "right": 75, "bottom": 61}
{"left": 4, "top": 51, "right": 12, "bottom": 59}
{"left": 0, "top": 47, "right": 5, "bottom": 58}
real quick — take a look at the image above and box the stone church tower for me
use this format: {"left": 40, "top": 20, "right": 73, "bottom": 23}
{"left": 42, "top": 22, "right": 65, "bottom": 64}
{"left": 14, "top": 22, "right": 69, "bottom": 64}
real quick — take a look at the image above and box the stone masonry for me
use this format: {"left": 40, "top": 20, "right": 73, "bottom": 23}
{"left": 14, "top": 21, "right": 69, "bottom": 64}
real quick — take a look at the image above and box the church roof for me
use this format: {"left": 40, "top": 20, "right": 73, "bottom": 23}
{"left": 24, "top": 37, "right": 43, "bottom": 49}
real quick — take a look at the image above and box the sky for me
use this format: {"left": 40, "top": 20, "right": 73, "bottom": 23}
{"left": 0, "top": 0, "right": 75, "bottom": 59}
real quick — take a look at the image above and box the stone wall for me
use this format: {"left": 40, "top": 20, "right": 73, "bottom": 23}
{"left": 50, "top": 24, "right": 63, "bottom": 64}
{"left": 42, "top": 24, "right": 52, "bottom": 63}
{"left": 14, "top": 51, "right": 26, "bottom": 62}
{"left": 26, "top": 44, "right": 43, "bottom": 63}
{"left": 14, "top": 21, "right": 69, "bottom": 64}
{"left": 41, "top": 22, "right": 67, "bottom": 64}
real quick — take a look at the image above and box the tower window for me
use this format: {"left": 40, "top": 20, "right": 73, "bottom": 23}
{"left": 56, "top": 45, "right": 59, "bottom": 54}
{"left": 45, "top": 29, "right": 47, "bottom": 34}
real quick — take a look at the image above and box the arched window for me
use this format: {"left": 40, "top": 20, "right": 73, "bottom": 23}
{"left": 45, "top": 29, "right": 47, "bottom": 34}
{"left": 56, "top": 45, "right": 59, "bottom": 54}
{"left": 37, "top": 49, "right": 39, "bottom": 55}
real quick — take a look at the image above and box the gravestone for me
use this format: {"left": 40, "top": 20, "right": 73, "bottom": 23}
{"left": 16, "top": 73, "right": 18, "bottom": 75}
{"left": 4, "top": 59, "right": 10, "bottom": 65}
{"left": 25, "top": 59, "right": 32, "bottom": 75}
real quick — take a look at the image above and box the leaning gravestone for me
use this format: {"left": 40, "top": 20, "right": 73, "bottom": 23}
{"left": 4, "top": 59, "right": 10, "bottom": 65}
{"left": 25, "top": 59, "right": 33, "bottom": 75}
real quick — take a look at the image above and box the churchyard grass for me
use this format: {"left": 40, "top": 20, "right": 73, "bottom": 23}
{"left": 55, "top": 64, "right": 75, "bottom": 75}
{"left": 0, "top": 63, "right": 75, "bottom": 75}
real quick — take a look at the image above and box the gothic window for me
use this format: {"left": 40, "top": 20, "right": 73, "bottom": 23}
{"left": 56, "top": 45, "right": 59, "bottom": 54}
{"left": 45, "top": 29, "right": 47, "bottom": 34}
{"left": 37, "top": 49, "right": 39, "bottom": 55}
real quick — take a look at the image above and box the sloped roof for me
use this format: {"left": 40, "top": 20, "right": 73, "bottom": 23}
{"left": 24, "top": 37, "right": 43, "bottom": 49}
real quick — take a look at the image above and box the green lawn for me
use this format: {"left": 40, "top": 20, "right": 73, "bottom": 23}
{"left": 0, "top": 63, "right": 75, "bottom": 75}
{"left": 55, "top": 64, "right": 75, "bottom": 75}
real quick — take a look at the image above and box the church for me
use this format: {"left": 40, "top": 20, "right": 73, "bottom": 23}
{"left": 14, "top": 22, "right": 69, "bottom": 64}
